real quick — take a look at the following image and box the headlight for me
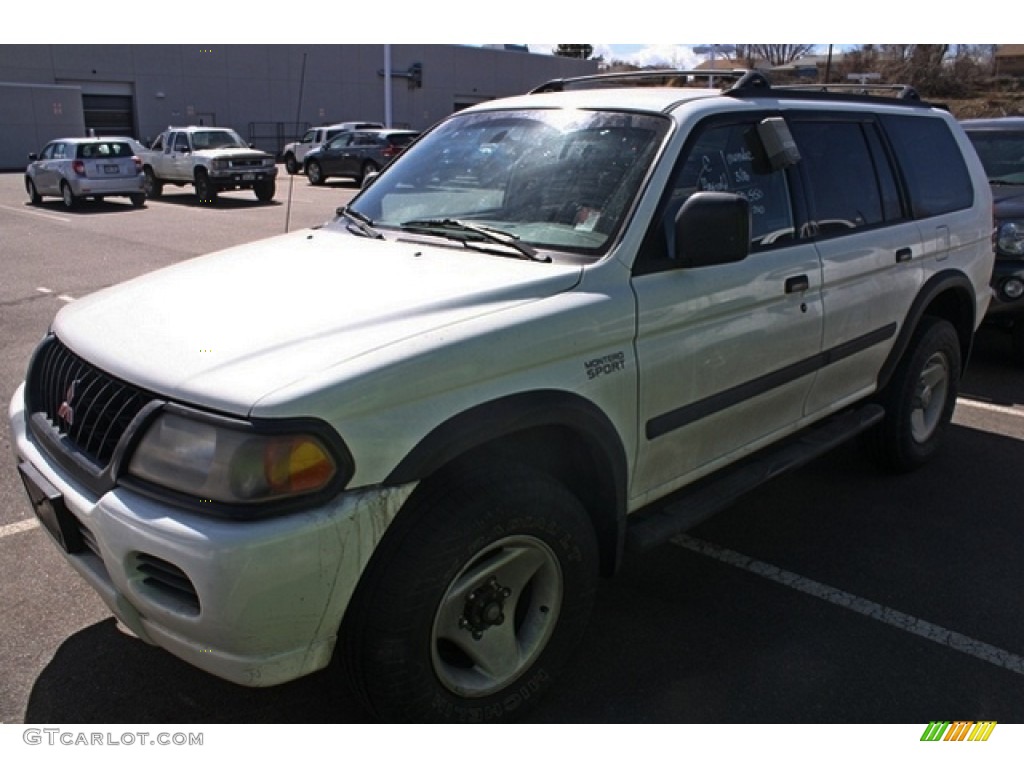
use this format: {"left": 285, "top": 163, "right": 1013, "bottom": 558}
{"left": 996, "top": 221, "right": 1024, "bottom": 256}
{"left": 211, "top": 159, "right": 229, "bottom": 171}
{"left": 127, "top": 406, "right": 351, "bottom": 509}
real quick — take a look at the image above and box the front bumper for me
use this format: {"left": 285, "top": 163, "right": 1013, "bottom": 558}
{"left": 986, "top": 257, "right": 1024, "bottom": 320}
{"left": 208, "top": 166, "right": 278, "bottom": 188}
{"left": 10, "top": 382, "right": 413, "bottom": 687}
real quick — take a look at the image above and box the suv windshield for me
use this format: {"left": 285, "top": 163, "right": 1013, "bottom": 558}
{"left": 348, "top": 109, "right": 670, "bottom": 257}
{"left": 966, "top": 130, "right": 1024, "bottom": 184}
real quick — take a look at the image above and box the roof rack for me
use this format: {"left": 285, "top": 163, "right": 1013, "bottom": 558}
{"left": 530, "top": 69, "right": 770, "bottom": 93}
{"left": 771, "top": 82, "right": 922, "bottom": 101}
{"left": 529, "top": 69, "right": 934, "bottom": 108}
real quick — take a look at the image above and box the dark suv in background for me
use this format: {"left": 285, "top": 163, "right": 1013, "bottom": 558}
{"left": 304, "top": 128, "right": 419, "bottom": 186}
{"left": 962, "top": 117, "right": 1024, "bottom": 362}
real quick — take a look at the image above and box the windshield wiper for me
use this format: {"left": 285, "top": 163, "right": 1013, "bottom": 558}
{"left": 399, "top": 218, "right": 550, "bottom": 262}
{"left": 337, "top": 205, "right": 384, "bottom": 239}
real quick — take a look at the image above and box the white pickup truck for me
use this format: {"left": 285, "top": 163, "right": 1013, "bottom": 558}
{"left": 141, "top": 126, "right": 278, "bottom": 204}
{"left": 281, "top": 121, "right": 383, "bottom": 174}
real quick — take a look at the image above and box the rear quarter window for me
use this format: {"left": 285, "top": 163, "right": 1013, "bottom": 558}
{"left": 881, "top": 114, "right": 974, "bottom": 218}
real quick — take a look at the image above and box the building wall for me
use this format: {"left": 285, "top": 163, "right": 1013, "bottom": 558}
{"left": 0, "top": 44, "right": 598, "bottom": 170}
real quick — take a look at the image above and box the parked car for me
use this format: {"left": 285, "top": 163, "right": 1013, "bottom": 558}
{"left": 281, "top": 122, "right": 384, "bottom": 174}
{"left": 11, "top": 71, "right": 994, "bottom": 723}
{"left": 25, "top": 137, "right": 146, "bottom": 209}
{"left": 962, "top": 117, "right": 1024, "bottom": 362}
{"left": 304, "top": 128, "right": 418, "bottom": 186}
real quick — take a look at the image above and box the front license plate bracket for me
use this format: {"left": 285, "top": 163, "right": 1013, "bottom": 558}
{"left": 17, "top": 461, "right": 85, "bottom": 554}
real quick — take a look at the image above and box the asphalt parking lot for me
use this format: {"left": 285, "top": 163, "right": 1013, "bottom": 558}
{"left": 1, "top": 168, "right": 1023, "bottom": 724}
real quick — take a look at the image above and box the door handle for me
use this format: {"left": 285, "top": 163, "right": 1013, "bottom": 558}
{"left": 785, "top": 275, "right": 809, "bottom": 294}
{"left": 896, "top": 247, "right": 913, "bottom": 263}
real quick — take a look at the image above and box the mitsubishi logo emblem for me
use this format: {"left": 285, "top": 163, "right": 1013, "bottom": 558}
{"left": 57, "top": 380, "right": 79, "bottom": 427}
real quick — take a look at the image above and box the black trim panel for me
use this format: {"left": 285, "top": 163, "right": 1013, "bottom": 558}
{"left": 645, "top": 323, "right": 898, "bottom": 440}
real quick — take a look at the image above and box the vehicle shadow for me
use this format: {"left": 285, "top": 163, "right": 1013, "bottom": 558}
{"left": 23, "top": 618, "right": 372, "bottom": 723}
{"left": 143, "top": 193, "right": 281, "bottom": 210}
{"left": 28, "top": 200, "right": 145, "bottom": 215}
{"left": 961, "top": 324, "right": 1023, "bottom": 407}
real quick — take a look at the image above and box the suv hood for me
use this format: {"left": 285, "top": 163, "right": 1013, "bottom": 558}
{"left": 194, "top": 147, "right": 273, "bottom": 160}
{"left": 53, "top": 228, "right": 582, "bottom": 415}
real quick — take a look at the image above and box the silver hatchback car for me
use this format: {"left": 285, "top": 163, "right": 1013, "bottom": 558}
{"left": 26, "top": 137, "right": 146, "bottom": 209}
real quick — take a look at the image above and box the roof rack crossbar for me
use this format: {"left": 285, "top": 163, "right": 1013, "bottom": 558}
{"left": 530, "top": 69, "right": 764, "bottom": 94}
{"left": 771, "top": 83, "right": 922, "bottom": 100}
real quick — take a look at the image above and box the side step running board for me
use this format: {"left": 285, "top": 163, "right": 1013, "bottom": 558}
{"left": 624, "top": 404, "right": 885, "bottom": 555}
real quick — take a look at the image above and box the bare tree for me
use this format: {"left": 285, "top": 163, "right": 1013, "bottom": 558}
{"left": 553, "top": 45, "right": 594, "bottom": 60}
{"left": 740, "top": 44, "right": 816, "bottom": 66}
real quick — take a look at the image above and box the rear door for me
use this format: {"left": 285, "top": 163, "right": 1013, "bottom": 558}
{"left": 786, "top": 113, "right": 924, "bottom": 415}
{"left": 631, "top": 114, "right": 824, "bottom": 498}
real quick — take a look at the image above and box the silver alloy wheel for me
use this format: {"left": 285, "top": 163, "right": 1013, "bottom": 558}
{"left": 307, "top": 161, "right": 323, "bottom": 185}
{"left": 910, "top": 350, "right": 950, "bottom": 443}
{"left": 430, "top": 534, "right": 563, "bottom": 698}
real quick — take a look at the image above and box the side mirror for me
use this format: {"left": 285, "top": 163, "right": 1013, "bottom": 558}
{"left": 674, "top": 192, "right": 750, "bottom": 267}
{"left": 28, "top": 153, "right": 39, "bottom": 161}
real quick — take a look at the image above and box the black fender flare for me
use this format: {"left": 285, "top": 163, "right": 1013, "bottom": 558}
{"left": 385, "top": 389, "right": 629, "bottom": 574}
{"left": 878, "top": 269, "right": 978, "bottom": 391}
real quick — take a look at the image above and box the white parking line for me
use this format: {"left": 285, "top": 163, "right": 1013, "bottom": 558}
{"left": 673, "top": 533, "right": 1024, "bottom": 676}
{"left": 0, "top": 517, "right": 40, "bottom": 540}
{"left": 0, "top": 203, "right": 70, "bottom": 223}
{"left": 957, "top": 397, "right": 1024, "bottom": 419}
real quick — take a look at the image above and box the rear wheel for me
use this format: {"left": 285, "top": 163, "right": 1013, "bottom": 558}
{"left": 358, "top": 160, "right": 379, "bottom": 186}
{"left": 60, "top": 182, "right": 78, "bottom": 210}
{"left": 339, "top": 464, "right": 598, "bottom": 722}
{"left": 868, "top": 316, "right": 960, "bottom": 472}
{"left": 284, "top": 154, "right": 299, "bottom": 175}
{"left": 129, "top": 193, "right": 146, "bottom": 208}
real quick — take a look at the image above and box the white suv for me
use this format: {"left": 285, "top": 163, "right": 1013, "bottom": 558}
{"left": 10, "top": 71, "right": 994, "bottom": 722}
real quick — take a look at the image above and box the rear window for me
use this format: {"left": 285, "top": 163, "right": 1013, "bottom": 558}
{"left": 386, "top": 133, "right": 417, "bottom": 147}
{"left": 77, "top": 142, "right": 134, "bottom": 159}
{"left": 881, "top": 115, "right": 974, "bottom": 218}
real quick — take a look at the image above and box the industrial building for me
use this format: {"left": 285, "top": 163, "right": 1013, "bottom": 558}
{"left": 0, "top": 44, "right": 598, "bottom": 170}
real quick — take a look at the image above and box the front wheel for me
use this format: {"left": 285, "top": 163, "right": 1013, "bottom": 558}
{"left": 143, "top": 167, "right": 163, "bottom": 198}
{"left": 254, "top": 179, "right": 275, "bottom": 202}
{"left": 284, "top": 154, "right": 299, "bottom": 175}
{"left": 194, "top": 171, "right": 217, "bottom": 205}
{"left": 339, "top": 465, "right": 598, "bottom": 722}
{"left": 867, "top": 316, "right": 960, "bottom": 472}
{"left": 25, "top": 178, "right": 41, "bottom": 205}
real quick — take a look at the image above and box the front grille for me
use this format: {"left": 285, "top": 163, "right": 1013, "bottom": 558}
{"left": 229, "top": 157, "right": 269, "bottom": 169}
{"left": 26, "top": 336, "right": 155, "bottom": 468}
{"left": 135, "top": 553, "right": 201, "bottom": 614}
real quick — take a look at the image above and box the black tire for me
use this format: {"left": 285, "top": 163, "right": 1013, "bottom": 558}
{"left": 307, "top": 160, "right": 326, "bottom": 186}
{"left": 129, "top": 193, "right": 146, "bottom": 208}
{"left": 358, "top": 160, "right": 379, "bottom": 186}
{"left": 143, "top": 167, "right": 163, "bottom": 198}
{"left": 60, "top": 182, "right": 78, "bottom": 210}
{"left": 339, "top": 464, "right": 598, "bottom": 723}
{"left": 1012, "top": 320, "right": 1024, "bottom": 366}
{"left": 194, "top": 170, "right": 217, "bottom": 205}
{"left": 868, "top": 316, "right": 960, "bottom": 472}
{"left": 254, "top": 179, "right": 275, "bottom": 202}
{"left": 284, "top": 154, "right": 299, "bottom": 175}
{"left": 25, "top": 178, "right": 41, "bottom": 205}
